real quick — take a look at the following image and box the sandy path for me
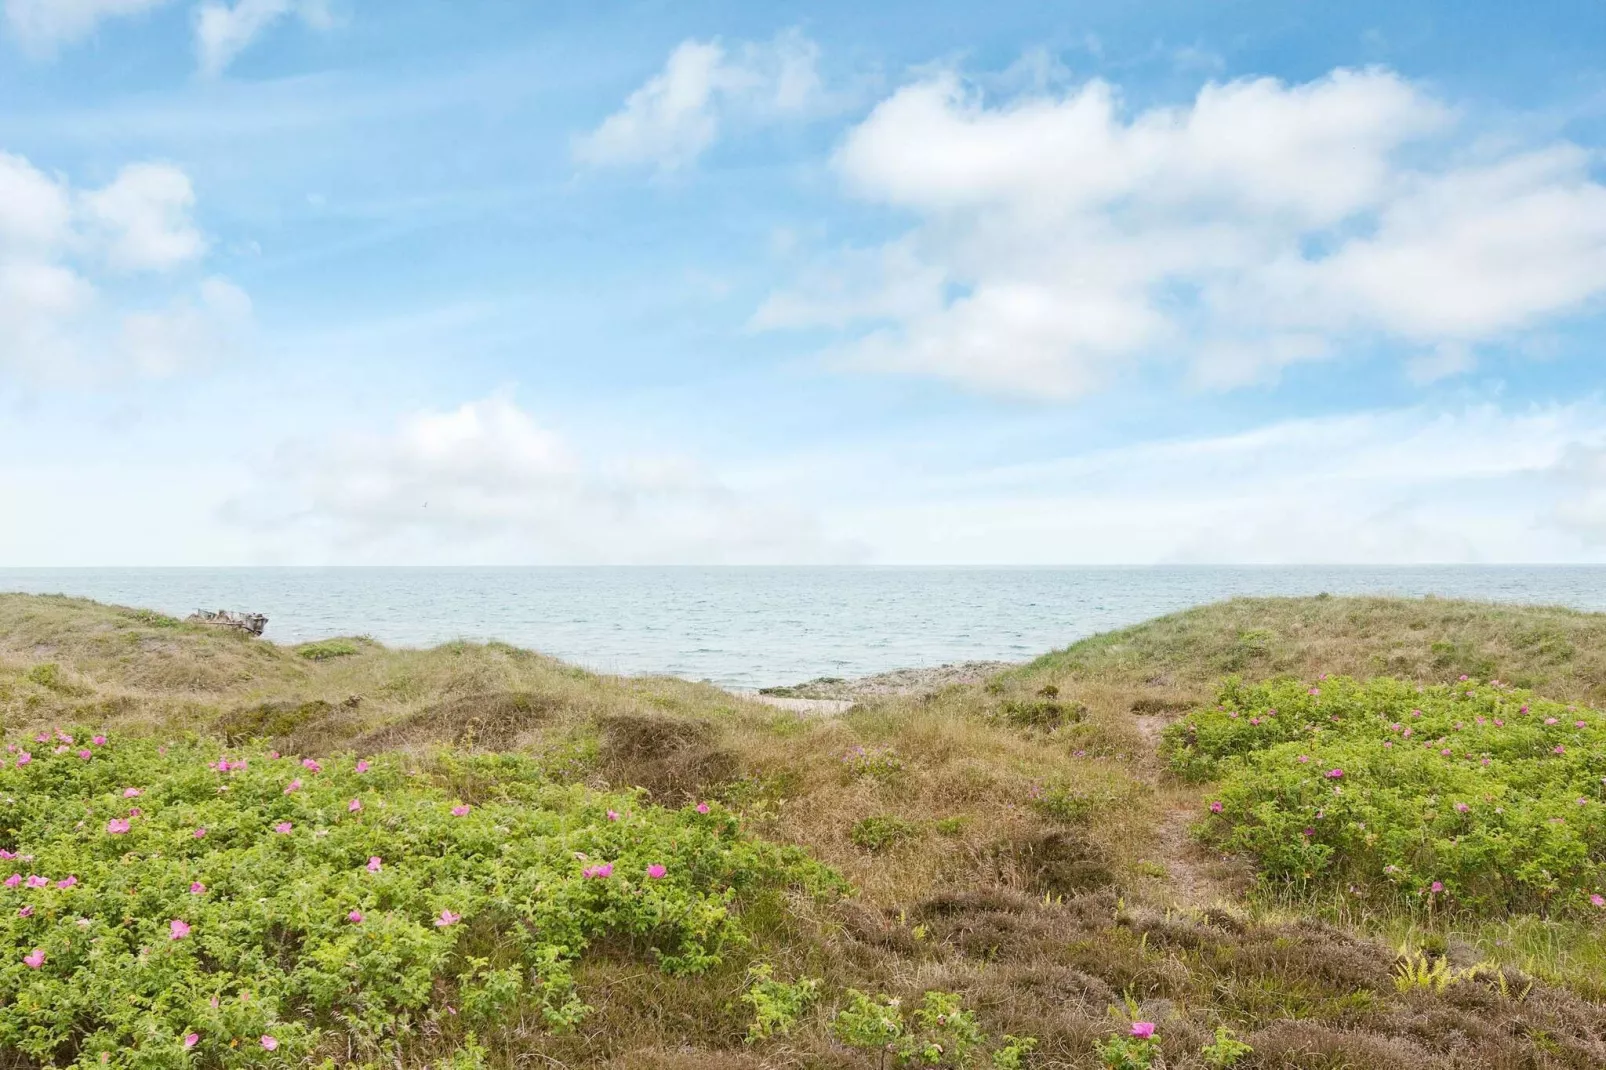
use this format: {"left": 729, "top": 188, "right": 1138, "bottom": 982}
{"left": 1134, "top": 713, "right": 1232, "bottom": 910}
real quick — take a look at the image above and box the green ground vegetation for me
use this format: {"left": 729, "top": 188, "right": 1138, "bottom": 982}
{"left": 1, "top": 591, "right": 1605, "bottom": 1068}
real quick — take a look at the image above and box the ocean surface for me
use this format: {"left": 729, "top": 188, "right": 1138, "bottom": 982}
{"left": 3, "top": 567, "right": 1605, "bottom": 690}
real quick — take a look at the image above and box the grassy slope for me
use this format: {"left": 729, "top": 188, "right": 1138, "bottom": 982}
{"left": 3, "top": 591, "right": 1606, "bottom": 1069}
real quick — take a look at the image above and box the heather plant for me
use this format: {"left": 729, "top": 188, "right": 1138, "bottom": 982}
{"left": 1165, "top": 675, "right": 1606, "bottom": 915}
{"left": 0, "top": 731, "right": 836, "bottom": 1067}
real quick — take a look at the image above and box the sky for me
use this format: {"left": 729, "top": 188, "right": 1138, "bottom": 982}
{"left": 1, "top": 0, "right": 1605, "bottom": 566}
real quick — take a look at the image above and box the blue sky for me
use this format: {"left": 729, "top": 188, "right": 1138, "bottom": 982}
{"left": 1, "top": 0, "right": 1604, "bottom": 565}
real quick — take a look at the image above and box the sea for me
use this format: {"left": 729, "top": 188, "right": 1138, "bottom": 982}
{"left": 2, "top": 567, "right": 1604, "bottom": 690}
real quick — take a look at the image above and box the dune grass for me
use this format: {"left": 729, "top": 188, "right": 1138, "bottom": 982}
{"left": 2, "top": 591, "right": 1606, "bottom": 1067}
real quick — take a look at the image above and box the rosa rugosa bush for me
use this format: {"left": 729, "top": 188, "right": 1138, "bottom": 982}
{"left": 1164, "top": 675, "right": 1606, "bottom": 917}
{"left": 0, "top": 732, "right": 837, "bottom": 1067}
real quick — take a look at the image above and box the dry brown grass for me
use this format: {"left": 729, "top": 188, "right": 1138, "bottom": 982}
{"left": 4, "top": 591, "right": 1606, "bottom": 1067}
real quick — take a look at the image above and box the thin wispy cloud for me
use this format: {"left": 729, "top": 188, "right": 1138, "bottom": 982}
{"left": 575, "top": 29, "right": 824, "bottom": 170}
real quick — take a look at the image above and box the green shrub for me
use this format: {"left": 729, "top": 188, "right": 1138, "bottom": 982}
{"left": 742, "top": 962, "right": 821, "bottom": 1041}
{"left": 1165, "top": 675, "right": 1606, "bottom": 915}
{"left": 295, "top": 639, "right": 364, "bottom": 661}
{"left": 831, "top": 989, "right": 1025, "bottom": 1068}
{"left": 851, "top": 815, "right": 921, "bottom": 852}
{"left": 842, "top": 745, "right": 905, "bottom": 781}
{"left": 0, "top": 732, "right": 837, "bottom": 1067}
{"left": 1199, "top": 1025, "right": 1252, "bottom": 1068}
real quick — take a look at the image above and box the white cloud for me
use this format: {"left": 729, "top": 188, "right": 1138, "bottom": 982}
{"left": 195, "top": 0, "right": 329, "bottom": 76}
{"left": 575, "top": 29, "right": 823, "bottom": 170}
{"left": 3, "top": 0, "right": 172, "bottom": 50}
{"left": 1554, "top": 444, "right": 1606, "bottom": 544}
{"left": 233, "top": 395, "right": 860, "bottom": 564}
{"left": 0, "top": 149, "right": 250, "bottom": 382}
{"left": 826, "top": 402, "right": 1606, "bottom": 563}
{"left": 759, "top": 67, "right": 1606, "bottom": 396}
{"left": 79, "top": 163, "right": 206, "bottom": 271}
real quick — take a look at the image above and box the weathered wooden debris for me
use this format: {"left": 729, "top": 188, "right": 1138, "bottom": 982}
{"left": 186, "top": 609, "right": 268, "bottom": 637}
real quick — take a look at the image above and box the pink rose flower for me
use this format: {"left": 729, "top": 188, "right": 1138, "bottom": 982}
{"left": 696, "top": 802, "right": 710, "bottom": 814}
{"left": 348, "top": 909, "right": 364, "bottom": 923}
{"left": 169, "top": 919, "right": 191, "bottom": 940}
{"left": 366, "top": 856, "right": 382, "bottom": 872}
{"left": 23, "top": 948, "right": 44, "bottom": 969}
{"left": 193, "top": 827, "right": 207, "bottom": 839}
{"left": 348, "top": 798, "right": 362, "bottom": 813}
{"left": 646, "top": 864, "right": 667, "bottom": 879}
{"left": 435, "top": 909, "right": 460, "bottom": 927}
{"left": 451, "top": 805, "right": 471, "bottom": 817}
{"left": 190, "top": 882, "right": 206, "bottom": 894}
{"left": 260, "top": 1036, "right": 278, "bottom": 1051}
{"left": 355, "top": 760, "right": 370, "bottom": 773}
{"left": 107, "top": 819, "right": 130, "bottom": 835}
{"left": 56, "top": 876, "right": 76, "bottom": 889}
{"left": 16, "top": 752, "right": 31, "bottom": 767}
{"left": 273, "top": 822, "right": 293, "bottom": 834}
{"left": 1130, "top": 1022, "right": 1155, "bottom": 1039}
{"left": 92, "top": 735, "right": 106, "bottom": 746}
{"left": 302, "top": 758, "right": 322, "bottom": 772}
{"left": 183, "top": 1033, "right": 199, "bottom": 1050}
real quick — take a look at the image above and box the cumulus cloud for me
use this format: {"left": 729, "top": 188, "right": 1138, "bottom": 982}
{"left": 758, "top": 67, "right": 1606, "bottom": 396}
{"left": 0, "top": 150, "right": 250, "bottom": 383}
{"left": 3, "top": 0, "right": 172, "bottom": 50}
{"left": 575, "top": 29, "right": 822, "bottom": 170}
{"left": 79, "top": 163, "right": 207, "bottom": 271}
{"left": 234, "top": 395, "right": 859, "bottom": 564}
{"left": 195, "top": 0, "right": 330, "bottom": 76}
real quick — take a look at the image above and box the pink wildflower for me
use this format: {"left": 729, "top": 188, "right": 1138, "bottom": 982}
{"left": 92, "top": 735, "right": 106, "bottom": 746}
{"left": 18, "top": 905, "right": 33, "bottom": 917}
{"left": 1326, "top": 769, "right": 1344, "bottom": 779}
{"left": 260, "top": 1036, "right": 278, "bottom": 1051}
{"left": 193, "top": 827, "right": 206, "bottom": 839}
{"left": 1555, "top": 745, "right": 1567, "bottom": 755}
{"left": 16, "top": 752, "right": 31, "bottom": 767}
{"left": 1130, "top": 1022, "right": 1156, "bottom": 1039}
{"left": 1296, "top": 755, "right": 1310, "bottom": 763}
{"left": 302, "top": 758, "right": 322, "bottom": 772}
{"left": 1430, "top": 881, "right": 1444, "bottom": 893}
{"left": 123, "top": 788, "right": 142, "bottom": 798}
{"left": 1545, "top": 717, "right": 1559, "bottom": 725}
{"left": 273, "top": 822, "right": 293, "bottom": 834}
{"left": 190, "top": 882, "right": 206, "bottom": 894}
{"left": 183, "top": 1033, "right": 199, "bottom": 1050}
{"left": 435, "top": 909, "right": 460, "bottom": 927}
{"left": 26, "top": 875, "right": 47, "bottom": 888}
{"left": 366, "top": 856, "right": 382, "bottom": 872}
{"left": 56, "top": 876, "right": 76, "bottom": 889}
{"left": 169, "top": 919, "right": 190, "bottom": 940}
{"left": 646, "top": 864, "right": 667, "bottom": 879}
{"left": 607, "top": 809, "right": 620, "bottom": 821}
{"left": 1209, "top": 801, "right": 1224, "bottom": 813}
{"left": 107, "top": 818, "right": 130, "bottom": 835}
{"left": 1592, "top": 895, "right": 1606, "bottom": 909}
{"left": 1454, "top": 802, "right": 1469, "bottom": 813}
{"left": 77, "top": 749, "right": 91, "bottom": 760}
{"left": 348, "top": 798, "right": 362, "bottom": 813}
{"left": 355, "top": 759, "right": 370, "bottom": 773}
{"left": 451, "top": 805, "right": 471, "bottom": 817}
{"left": 1577, "top": 721, "right": 1588, "bottom": 729}
{"left": 583, "top": 863, "right": 614, "bottom": 879}
{"left": 23, "top": 948, "right": 44, "bottom": 969}
{"left": 1309, "top": 688, "right": 1320, "bottom": 696}
{"left": 283, "top": 778, "right": 302, "bottom": 795}
{"left": 696, "top": 802, "right": 710, "bottom": 814}
{"left": 34, "top": 733, "right": 47, "bottom": 743}
{"left": 3, "top": 875, "right": 19, "bottom": 887}
{"left": 348, "top": 909, "right": 364, "bottom": 923}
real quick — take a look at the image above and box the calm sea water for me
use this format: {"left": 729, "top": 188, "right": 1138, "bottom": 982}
{"left": 2, "top": 567, "right": 1604, "bottom": 689}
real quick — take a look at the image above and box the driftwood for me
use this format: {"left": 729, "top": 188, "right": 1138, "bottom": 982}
{"left": 186, "top": 610, "right": 268, "bottom": 637}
